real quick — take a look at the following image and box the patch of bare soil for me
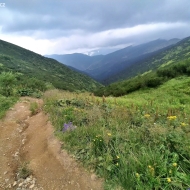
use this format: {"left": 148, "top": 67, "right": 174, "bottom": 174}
{"left": 0, "top": 97, "right": 103, "bottom": 190}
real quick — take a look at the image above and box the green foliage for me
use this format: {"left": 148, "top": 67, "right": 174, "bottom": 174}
{"left": 16, "top": 76, "right": 47, "bottom": 98}
{"left": 95, "top": 59, "right": 190, "bottom": 97}
{"left": 0, "top": 95, "right": 18, "bottom": 118}
{"left": 0, "top": 39, "right": 102, "bottom": 92}
{"left": 0, "top": 72, "right": 18, "bottom": 118}
{"left": 44, "top": 80, "right": 190, "bottom": 189}
{"left": 29, "top": 102, "right": 39, "bottom": 115}
{"left": 0, "top": 71, "right": 46, "bottom": 98}
{"left": 0, "top": 72, "right": 17, "bottom": 96}
{"left": 0, "top": 71, "right": 45, "bottom": 119}
{"left": 18, "top": 162, "right": 32, "bottom": 179}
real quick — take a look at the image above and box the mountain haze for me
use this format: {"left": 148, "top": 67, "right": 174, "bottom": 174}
{"left": 46, "top": 39, "right": 180, "bottom": 84}
{"left": 46, "top": 53, "right": 104, "bottom": 71}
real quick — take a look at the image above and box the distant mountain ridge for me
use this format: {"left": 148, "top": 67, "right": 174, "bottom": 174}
{"left": 0, "top": 39, "right": 102, "bottom": 91}
{"left": 46, "top": 38, "right": 180, "bottom": 84}
{"left": 105, "top": 36, "right": 190, "bottom": 84}
{"left": 94, "top": 36, "right": 190, "bottom": 97}
{"left": 45, "top": 53, "right": 104, "bottom": 71}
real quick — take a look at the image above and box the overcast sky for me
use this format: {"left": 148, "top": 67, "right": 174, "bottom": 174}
{"left": 0, "top": 0, "right": 190, "bottom": 55}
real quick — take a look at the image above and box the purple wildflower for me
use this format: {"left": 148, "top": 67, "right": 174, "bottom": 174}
{"left": 62, "top": 122, "right": 76, "bottom": 132}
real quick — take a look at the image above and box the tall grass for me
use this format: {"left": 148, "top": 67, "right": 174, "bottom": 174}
{"left": 43, "top": 77, "right": 190, "bottom": 189}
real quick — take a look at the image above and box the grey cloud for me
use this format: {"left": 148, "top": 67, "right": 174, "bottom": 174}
{"left": 1, "top": 0, "right": 190, "bottom": 54}
{"left": 3, "top": 0, "right": 190, "bottom": 33}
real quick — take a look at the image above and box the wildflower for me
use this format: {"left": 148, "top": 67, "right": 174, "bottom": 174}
{"left": 167, "top": 178, "right": 171, "bottom": 183}
{"left": 135, "top": 173, "right": 140, "bottom": 178}
{"left": 107, "top": 133, "right": 112, "bottom": 136}
{"left": 167, "top": 116, "right": 177, "bottom": 120}
{"left": 172, "top": 163, "right": 177, "bottom": 167}
{"left": 62, "top": 122, "right": 76, "bottom": 132}
{"left": 115, "top": 163, "right": 119, "bottom": 166}
{"left": 148, "top": 165, "right": 155, "bottom": 176}
{"left": 144, "top": 114, "right": 150, "bottom": 118}
{"left": 181, "top": 122, "right": 187, "bottom": 126}
{"left": 116, "top": 155, "right": 120, "bottom": 159}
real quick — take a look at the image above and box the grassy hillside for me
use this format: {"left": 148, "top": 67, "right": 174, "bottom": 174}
{"left": 95, "top": 56, "right": 190, "bottom": 97}
{"left": 105, "top": 36, "right": 190, "bottom": 84}
{"left": 43, "top": 77, "right": 190, "bottom": 189}
{"left": 0, "top": 39, "right": 102, "bottom": 92}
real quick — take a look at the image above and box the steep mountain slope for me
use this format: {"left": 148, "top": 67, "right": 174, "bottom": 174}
{"left": 104, "top": 36, "right": 190, "bottom": 84}
{"left": 86, "top": 38, "right": 180, "bottom": 82}
{"left": 0, "top": 39, "right": 102, "bottom": 91}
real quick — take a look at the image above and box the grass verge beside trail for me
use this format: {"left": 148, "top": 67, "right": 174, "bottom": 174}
{"left": 0, "top": 95, "right": 18, "bottom": 119}
{"left": 43, "top": 77, "right": 190, "bottom": 190}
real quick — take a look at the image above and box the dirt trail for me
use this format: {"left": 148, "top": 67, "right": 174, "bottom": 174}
{"left": 0, "top": 97, "right": 103, "bottom": 190}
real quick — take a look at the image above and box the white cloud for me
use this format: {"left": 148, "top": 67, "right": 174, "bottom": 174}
{"left": 0, "top": 21, "right": 189, "bottom": 55}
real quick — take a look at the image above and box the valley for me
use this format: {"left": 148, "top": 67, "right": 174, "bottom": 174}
{"left": 46, "top": 38, "right": 180, "bottom": 84}
{"left": 1, "top": 1, "right": 190, "bottom": 189}
{"left": 0, "top": 36, "right": 190, "bottom": 189}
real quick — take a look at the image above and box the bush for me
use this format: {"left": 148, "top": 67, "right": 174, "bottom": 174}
{"left": 0, "top": 72, "right": 17, "bottom": 96}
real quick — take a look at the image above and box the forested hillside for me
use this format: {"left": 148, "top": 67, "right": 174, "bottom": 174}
{"left": 0, "top": 39, "right": 102, "bottom": 92}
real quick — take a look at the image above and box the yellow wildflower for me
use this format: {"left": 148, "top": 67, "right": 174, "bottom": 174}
{"left": 135, "top": 173, "right": 140, "bottom": 178}
{"left": 107, "top": 133, "right": 112, "bottom": 136}
{"left": 167, "top": 116, "right": 177, "bottom": 120}
{"left": 116, "top": 163, "right": 119, "bottom": 166}
{"left": 181, "top": 122, "right": 187, "bottom": 127}
{"left": 116, "top": 155, "right": 120, "bottom": 159}
{"left": 173, "top": 163, "right": 177, "bottom": 167}
{"left": 144, "top": 114, "right": 150, "bottom": 118}
{"left": 148, "top": 165, "right": 155, "bottom": 176}
{"left": 167, "top": 178, "right": 171, "bottom": 183}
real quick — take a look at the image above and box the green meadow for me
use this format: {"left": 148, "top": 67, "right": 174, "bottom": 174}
{"left": 43, "top": 76, "right": 190, "bottom": 190}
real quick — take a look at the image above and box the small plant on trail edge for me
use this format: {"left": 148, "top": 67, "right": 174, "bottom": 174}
{"left": 30, "top": 102, "right": 39, "bottom": 115}
{"left": 18, "top": 162, "right": 32, "bottom": 179}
